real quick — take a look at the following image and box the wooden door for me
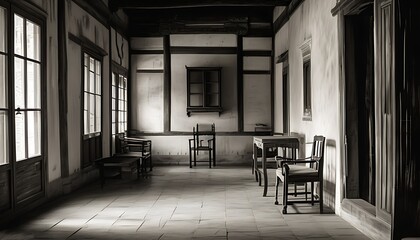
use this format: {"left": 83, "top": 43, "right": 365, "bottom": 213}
{"left": 375, "top": 0, "right": 394, "bottom": 223}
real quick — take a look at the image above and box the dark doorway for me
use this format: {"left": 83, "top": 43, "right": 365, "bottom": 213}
{"left": 344, "top": 5, "right": 375, "bottom": 204}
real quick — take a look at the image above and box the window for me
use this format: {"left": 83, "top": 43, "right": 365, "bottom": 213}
{"left": 186, "top": 67, "right": 222, "bottom": 117}
{"left": 0, "top": 6, "right": 8, "bottom": 165}
{"left": 14, "top": 14, "right": 42, "bottom": 161}
{"left": 299, "top": 38, "right": 312, "bottom": 120}
{"left": 111, "top": 72, "right": 127, "bottom": 154}
{"left": 303, "top": 60, "right": 311, "bottom": 118}
{"left": 83, "top": 53, "right": 101, "bottom": 137}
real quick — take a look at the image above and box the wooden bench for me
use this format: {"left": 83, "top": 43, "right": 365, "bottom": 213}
{"left": 118, "top": 137, "right": 152, "bottom": 172}
{"left": 95, "top": 156, "right": 141, "bottom": 188}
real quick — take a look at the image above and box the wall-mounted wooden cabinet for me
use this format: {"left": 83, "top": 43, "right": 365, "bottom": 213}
{"left": 186, "top": 67, "right": 222, "bottom": 117}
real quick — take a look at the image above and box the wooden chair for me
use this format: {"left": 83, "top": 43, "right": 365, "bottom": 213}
{"left": 116, "top": 135, "right": 152, "bottom": 173}
{"left": 275, "top": 135, "right": 325, "bottom": 214}
{"left": 253, "top": 147, "right": 278, "bottom": 185}
{"left": 189, "top": 123, "right": 216, "bottom": 168}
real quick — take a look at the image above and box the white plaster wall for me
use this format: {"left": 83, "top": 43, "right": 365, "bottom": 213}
{"left": 243, "top": 56, "right": 271, "bottom": 71}
{"left": 131, "top": 37, "right": 163, "bottom": 50}
{"left": 274, "top": 62, "right": 283, "bottom": 133}
{"left": 132, "top": 54, "right": 164, "bottom": 70}
{"left": 67, "top": 40, "right": 82, "bottom": 174}
{"left": 243, "top": 37, "right": 272, "bottom": 50}
{"left": 131, "top": 72, "right": 164, "bottom": 132}
{"left": 243, "top": 74, "right": 271, "bottom": 131}
{"left": 170, "top": 34, "right": 237, "bottom": 47}
{"left": 170, "top": 54, "right": 238, "bottom": 132}
{"left": 111, "top": 28, "right": 129, "bottom": 69}
{"left": 274, "top": 0, "right": 340, "bottom": 211}
{"left": 142, "top": 135, "right": 253, "bottom": 163}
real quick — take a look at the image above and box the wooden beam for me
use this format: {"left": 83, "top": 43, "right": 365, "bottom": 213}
{"left": 163, "top": 36, "right": 171, "bottom": 133}
{"left": 110, "top": 0, "right": 290, "bottom": 10}
{"left": 58, "top": 0, "right": 69, "bottom": 178}
{"left": 237, "top": 36, "right": 244, "bottom": 132}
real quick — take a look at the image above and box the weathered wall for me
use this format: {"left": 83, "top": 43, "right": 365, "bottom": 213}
{"left": 129, "top": 34, "right": 275, "bottom": 164}
{"left": 274, "top": 0, "right": 341, "bottom": 211}
{"left": 171, "top": 54, "right": 238, "bottom": 131}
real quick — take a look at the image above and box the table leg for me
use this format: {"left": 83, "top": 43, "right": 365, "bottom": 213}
{"left": 253, "top": 143, "right": 257, "bottom": 180}
{"left": 262, "top": 147, "right": 268, "bottom": 197}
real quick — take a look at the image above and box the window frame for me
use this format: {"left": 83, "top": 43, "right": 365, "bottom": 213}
{"left": 0, "top": 3, "right": 8, "bottom": 166}
{"left": 82, "top": 50, "right": 103, "bottom": 140}
{"left": 111, "top": 63, "right": 128, "bottom": 155}
{"left": 303, "top": 59, "right": 312, "bottom": 120}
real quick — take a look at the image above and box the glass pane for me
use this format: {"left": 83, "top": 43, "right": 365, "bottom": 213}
{"left": 89, "top": 57, "right": 94, "bottom": 72}
{"left": 14, "top": 14, "right": 24, "bottom": 56}
{"left": 15, "top": 112, "right": 26, "bottom": 161}
{"left": 0, "top": 111, "right": 8, "bottom": 165}
{"left": 95, "top": 95, "right": 101, "bottom": 132}
{"left": 112, "top": 123, "right": 116, "bottom": 134}
{"left": 84, "top": 66, "right": 88, "bottom": 91}
{"left": 27, "top": 61, "right": 41, "bottom": 108}
{"left": 112, "top": 85, "right": 116, "bottom": 98}
{"left": 14, "top": 57, "right": 25, "bottom": 109}
{"left": 112, "top": 73, "right": 116, "bottom": 86}
{"left": 89, "top": 71, "right": 95, "bottom": 93}
{"left": 26, "top": 20, "right": 40, "bottom": 61}
{"left": 96, "top": 73, "right": 101, "bottom": 94}
{"left": 112, "top": 99, "right": 116, "bottom": 111}
{"left": 190, "top": 95, "right": 203, "bottom": 107}
{"left": 0, "top": 7, "right": 6, "bottom": 53}
{"left": 0, "top": 55, "right": 7, "bottom": 108}
{"left": 84, "top": 92, "right": 88, "bottom": 134}
{"left": 89, "top": 94, "right": 95, "bottom": 133}
{"left": 84, "top": 53, "right": 88, "bottom": 67}
{"left": 27, "top": 111, "right": 41, "bottom": 157}
{"left": 112, "top": 110, "right": 116, "bottom": 123}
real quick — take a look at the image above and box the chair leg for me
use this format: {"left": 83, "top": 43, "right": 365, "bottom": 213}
{"left": 209, "top": 150, "right": 212, "bottom": 168}
{"left": 258, "top": 172, "right": 262, "bottom": 186}
{"left": 255, "top": 169, "right": 259, "bottom": 182}
{"left": 189, "top": 149, "right": 192, "bottom": 168}
{"left": 194, "top": 149, "right": 197, "bottom": 166}
{"left": 275, "top": 176, "right": 280, "bottom": 205}
{"left": 319, "top": 180, "right": 323, "bottom": 214}
{"left": 311, "top": 182, "right": 314, "bottom": 206}
{"left": 283, "top": 176, "right": 288, "bottom": 214}
{"left": 305, "top": 183, "right": 308, "bottom": 201}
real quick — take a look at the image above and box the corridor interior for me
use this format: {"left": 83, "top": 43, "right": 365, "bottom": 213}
{"left": 0, "top": 166, "right": 368, "bottom": 240}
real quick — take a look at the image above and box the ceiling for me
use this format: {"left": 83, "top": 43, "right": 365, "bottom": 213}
{"left": 108, "top": 0, "right": 292, "bottom": 36}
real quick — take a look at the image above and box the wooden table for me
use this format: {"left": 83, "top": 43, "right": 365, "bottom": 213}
{"left": 253, "top": 136, "right": 300, "bottom": 196}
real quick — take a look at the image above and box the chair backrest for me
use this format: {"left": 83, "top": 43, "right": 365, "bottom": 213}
{"left": 193, "top": 123, "right": 215, "bottom": 146}
{"left": 310, "top": 135, "right": 326, "bottom": 177}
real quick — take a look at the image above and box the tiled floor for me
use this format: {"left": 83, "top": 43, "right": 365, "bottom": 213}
{"left": 0, "top": 166, "right": 369, "bottom": 239}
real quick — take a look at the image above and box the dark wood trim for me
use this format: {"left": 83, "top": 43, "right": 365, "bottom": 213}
{"left": 273, "top": 0, "right": 304, "bottom": 34}
{"left": 243, "top": 70, "right": 271, "bottom": 75}
{"left": 237, "top": 36, "right": 244, "bottom": 132}
{"left": 270, "top": 37, "right": 275, "bottom": 136}
{"left": 131, "top": 50, "right": 164, "bottom": 55}
{"left": 163, "top": 35, "right": 171, "bottom": 133}
{"left": 72, "top": 0, "right": 130, "bottom": 36}
{"left": 8, "top": 0, "right": 47, "bottom": 19}
{"left": 58, "top": 0, "right": 69, "bottom": 178}
{"left": 68, "top": 33, "right": 108, "bottom": 57}
{"left": 277, "top": 50, "right": 289, "bottom": 63}
{"left": 109, "top": 26, "right": 113, "bottom": 155}
{"left": 127, "top": 42, "right": 133, "bottom": 132}
{"left": 111, "top": 61, "right": 129, "bottom": 75}
{"left": 243, "top": 50, "right": 272, "bottom": 56}
{"left": 171, "top": 46, "right": 237, "bottom": 54}
{"left": 331, "top": 0, "right": 373, "bottom": 16}
{"left": 110, "top": 0, "right": 290, "bottom": 9}
{"left": 136, "top": 69, "right": 164, "bottom": 73}
{"left": 128, "top": 131, "right": 273, "bottom": 137}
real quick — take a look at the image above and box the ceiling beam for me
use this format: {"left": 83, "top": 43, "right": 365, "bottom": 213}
{"left": 110, "top": 0, "right": 291, "bottom": 11}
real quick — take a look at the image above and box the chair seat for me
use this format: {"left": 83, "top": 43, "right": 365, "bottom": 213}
{"left": 277, "top": 165, "right": 318, "bottom": 182}
{"left": 256, "top": 157, "right": 277, "bottom": 163}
